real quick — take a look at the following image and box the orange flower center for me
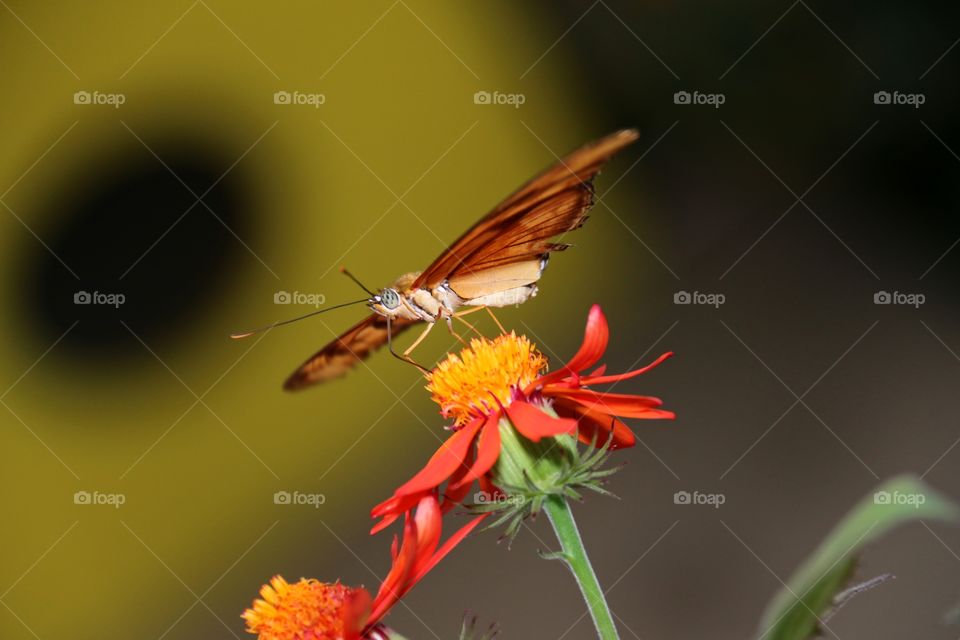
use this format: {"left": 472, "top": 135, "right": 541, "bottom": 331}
{"left": 426, "top": 332, "right": 547, "bottom": 426}
{"left": 243, "top": 575, "right": 356, "bottom": 640}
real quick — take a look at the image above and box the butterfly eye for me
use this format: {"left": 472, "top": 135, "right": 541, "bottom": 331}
{"left": 380, "top": 288, "right": 400, "bottom": 310}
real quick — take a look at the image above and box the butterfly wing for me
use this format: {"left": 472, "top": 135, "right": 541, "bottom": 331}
{"left": 283, "top": 314, "right": 417, "bottom": 391}
{"left": 412, "top": 129, "right": 640, "bottom": 295}
{"left": 284, "top": 129, "right": 637, "bottom": 390}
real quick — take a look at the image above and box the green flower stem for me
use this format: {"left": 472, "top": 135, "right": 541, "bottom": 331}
{"left": 543, "top": 495, "right": 620, "bottom": 640}
{"left": 492, "top": 412, "right": 620, "bottom": 640}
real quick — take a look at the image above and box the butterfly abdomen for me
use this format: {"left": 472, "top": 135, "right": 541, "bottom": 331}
{"left": 463, "top": 283, "right": 538, "bottom": 308}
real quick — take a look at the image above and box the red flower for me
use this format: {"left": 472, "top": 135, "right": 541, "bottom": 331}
{"left": 245, "top": 494, "right": 482, "bottom": 640}
{"left": 372, "top": 304, "right": 673, "bottom": 532}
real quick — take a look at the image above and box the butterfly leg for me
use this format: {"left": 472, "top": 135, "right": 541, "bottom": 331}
{"left": 403, "top": 320, "right": 435, "bottom": 358}
{"left": 453, "top": 306, "right": 505, "bottom": 333}
{"left": 387, "top": 317, "right": 431, "bottom": 373}
{"left": 450, "top": 305, "right": 498, "bottom": 342}
{"left": 444, "top": 316, "right": 471, "bottom": 345}
{"left": 484, "top": 307, "right": 507, "bottom": 334}
{"left": 449, "top": 307, "right": 487, "bottom": 339}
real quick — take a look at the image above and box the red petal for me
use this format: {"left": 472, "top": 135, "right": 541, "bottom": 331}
{"left": 442, "top": 485, "right": 472, "bottom": 514}
{"left": 580, "top": 351, "right": 674, "bottom": 385}
{"left": 370, "top": 512, "right": 400, "bottom": 536}
{"left": 478, "top": 475, "right": 500, "bottom": 497}
{"left": 566, "top": 304, "right": 609, "bottom": 372}
{"left": 370, "top": 493, "right": 421, "bottom": 535}
{"left": 411, "top": 494, "right": 442, "bottom": 576}
{"left": 395, "top": 417, "right": 485, "bottom": 496}
{"left": 411, "top": 513, "right": 487, "bottom": 585}
{"left": 648, "top": 409, "right": 676, "bottom": 419}
{"left": 552, "top": 396, "right": 636, "bottom": 449}
{"left": 441, "top": 451, "right": 475, "bottom": 513}
{"left": 390, "top": 532, "right": 400, "bottom": 561}
{"left": 505, "top": 400, "right": 577, "bottom": 441}
{"left": 369, "top": 514, "right": 418, "bottom": 624}
{"left": 536, "top": 305, "right": 610, "bottom": 387}
{"left": 369, "top": 495, "right": 485, "bottom": 626}
{"left": 449, "top": 414, "right": 501, "bottom": 490}
{"left": 549, "top": 388, "right": 669, "bottom": 418}
{"left": 345, "top": 587, "right": 372, "bottom": 638}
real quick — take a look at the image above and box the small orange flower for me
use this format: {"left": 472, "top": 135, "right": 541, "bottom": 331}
{"left": 244, "top": 494, "right": 483, "bottom": 640}
{"left": 426, "top": 333, "right": 547, "bottom": 426}
{"left": 243, "top": 577, "right": 365, "bottom": 640}
{"left": 372, "top": 304, "right": 674, "bottom": 532}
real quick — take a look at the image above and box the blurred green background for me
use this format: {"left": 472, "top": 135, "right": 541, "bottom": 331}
{"left": 1, "top": 1, "right": 959, "bottom": 639}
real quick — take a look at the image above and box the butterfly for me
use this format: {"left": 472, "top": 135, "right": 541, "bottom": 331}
{"left": 233, "top": 129, "right": 640, "bottom": 390}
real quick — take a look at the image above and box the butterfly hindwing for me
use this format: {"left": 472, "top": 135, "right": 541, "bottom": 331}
{"left": 283, "top": 314, "right": 416, "bottom": 390}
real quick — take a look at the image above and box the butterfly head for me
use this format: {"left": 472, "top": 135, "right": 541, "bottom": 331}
{"left": 370, "top": 287, "right": 402, "bottom": 316}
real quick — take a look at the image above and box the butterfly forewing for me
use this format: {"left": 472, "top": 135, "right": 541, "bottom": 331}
{"left": 412, "top": 128, "right": 639, "bottom": 290}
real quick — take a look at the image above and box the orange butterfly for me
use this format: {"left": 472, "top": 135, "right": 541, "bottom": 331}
{"left": 233, "top": 129, "right": 639, "bottom": 390}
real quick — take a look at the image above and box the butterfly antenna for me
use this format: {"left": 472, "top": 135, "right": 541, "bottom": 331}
{"left": 229, "top": 298, "right": 368, "bottom": 339}
{"left": 340, "top": 266, "right": 376, "bottom": 296}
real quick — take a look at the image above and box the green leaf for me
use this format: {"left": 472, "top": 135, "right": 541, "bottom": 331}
{"left": 758, "top": 475, "right": 959, "bottom": 640}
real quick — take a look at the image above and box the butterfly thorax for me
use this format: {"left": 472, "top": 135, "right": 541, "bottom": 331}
{"left": 368, "top": 271, "right": 464, "bottom": 323}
